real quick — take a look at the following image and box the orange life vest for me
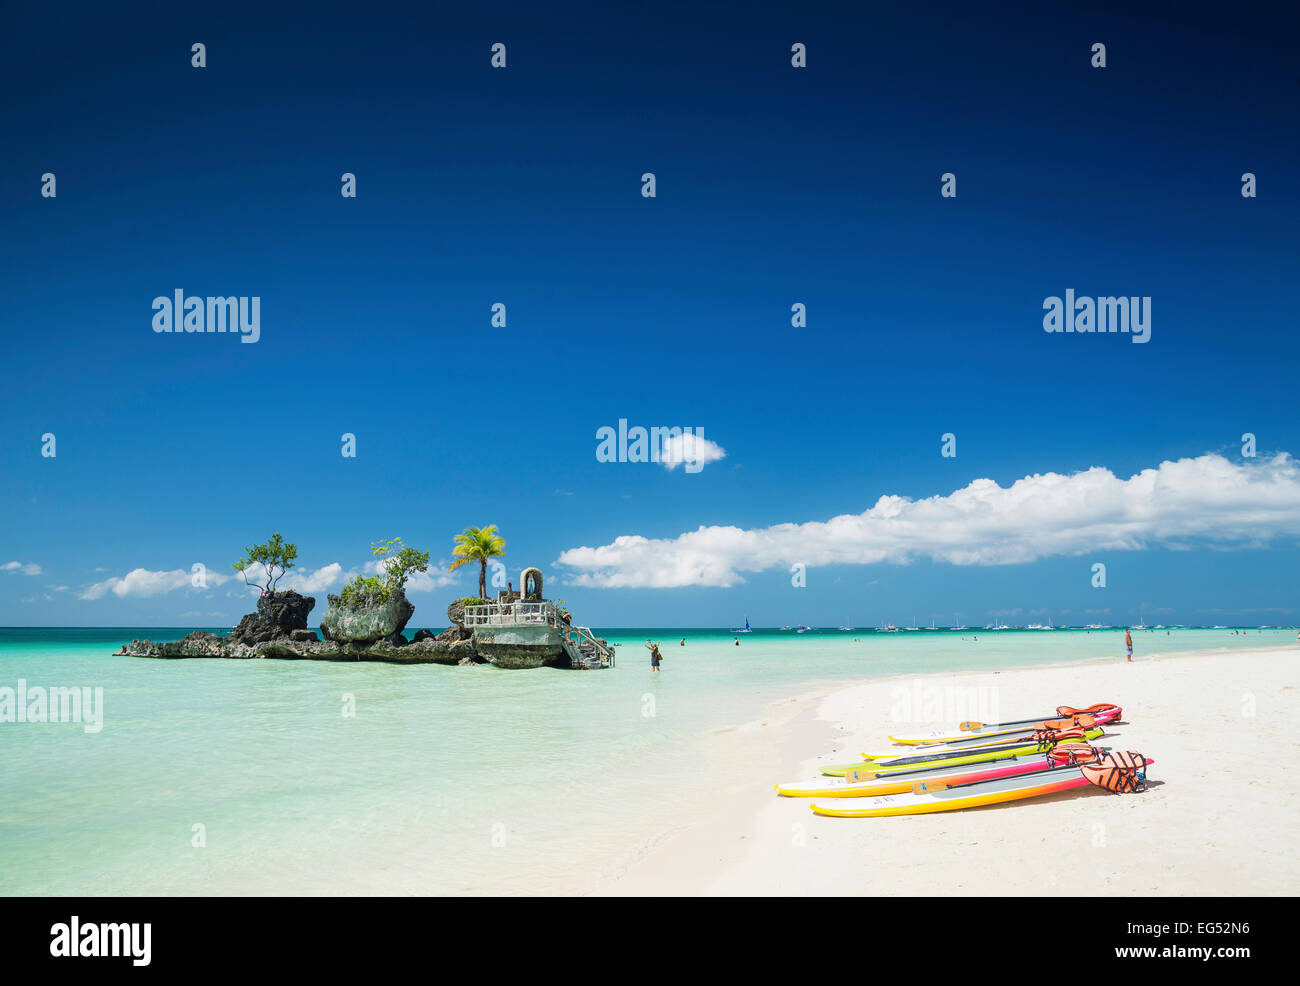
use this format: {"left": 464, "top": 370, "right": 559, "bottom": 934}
{"left": 1081, "top": 750, "right": 1148, "bottom": 793}
{"left": 1056, "top": 702, "right": 1120, "bottom": 718}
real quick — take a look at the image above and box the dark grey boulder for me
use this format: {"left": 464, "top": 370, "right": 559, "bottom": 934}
{"left": 257, "top": 590, "right": 315, "bottom": 630}
{"left": 118, "top": 631, "right": 255, "bottom": 659}
{"left": 229, "top": 613, "right": 286, "bottom": 645}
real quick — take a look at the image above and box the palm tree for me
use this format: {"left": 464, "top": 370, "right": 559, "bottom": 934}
{"left": 449, "top": 525, "right": 507, "bottom": 600}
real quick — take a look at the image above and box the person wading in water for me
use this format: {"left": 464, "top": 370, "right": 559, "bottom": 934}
{"left": 645, "top": 639, "right": 663, "bottom": 672}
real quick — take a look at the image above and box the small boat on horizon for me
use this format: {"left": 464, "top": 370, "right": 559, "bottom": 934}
{"left": 729, "top": 617, "right": 753, "bottom": 633}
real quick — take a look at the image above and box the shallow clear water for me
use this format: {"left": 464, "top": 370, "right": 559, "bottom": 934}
{"left": 0, "top": 625, "right": 1290, "bottom": 895}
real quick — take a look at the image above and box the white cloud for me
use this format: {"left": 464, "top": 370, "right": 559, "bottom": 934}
{"left": 81, "top": 562, "right": 356, "bottom": 600}
{"left": 80, "top": 568, "right": 219, "bottom": 600}
{"left": 80, "top": 557, "right": 462, "bottom": 601}
{"left": 557, "top": 452, "right": 1300, "bottom": 588}
{"left": 660, "top": 432, "right": 727, "bottom": 471}
{"left": 405, "top": 569, "right": 461, "bottom": 592}
{"left": 280, "top": 563, "right": 350, "bottom": 593}
{"left": 365, "top": 556, "right": 459, "bottom": 592}
{"left": 2, "top": 561, "right": 42, "bottom": 576}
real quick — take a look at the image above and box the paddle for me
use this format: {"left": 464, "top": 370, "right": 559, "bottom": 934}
{"left": 840, "top": 747, "right": 1029, "bottom": 782}
{"left": 958, "top": 713, "right": 1096, "bottom": 734}
{"left": 920, "top": 715, "right": 1097, "bottom": 752}
{"left": 908, "top": 743, "right": 1106, "bottom": 794}
{"left": 959, "top": 702, "right": 1119, "bottom": 731}
{"left": 910, "top": 752, "right": 1148, "bottom": 796}
{"left": 912, "top": 780, "right": 951, "bottom": 793}
{"left": 959, "top": 716, "right": 1044, "bottom": 732}
{"left": 872, "top": 725, "right": 1095, "bottom": 768}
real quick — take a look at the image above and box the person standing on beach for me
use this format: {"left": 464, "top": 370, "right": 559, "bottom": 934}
{"left": 1125, "top": 627, "right": 1133, "bottom": 662}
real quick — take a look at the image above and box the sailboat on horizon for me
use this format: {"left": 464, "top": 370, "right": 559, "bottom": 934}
{"left": 729, "top": 617, "right": 753, "bottom": 633}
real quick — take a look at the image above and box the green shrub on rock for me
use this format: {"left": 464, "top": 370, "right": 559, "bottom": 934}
{"left": 338, "top": 537, "right": 430, "bottom": 607}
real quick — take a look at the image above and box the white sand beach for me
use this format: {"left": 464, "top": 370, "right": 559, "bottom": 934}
{"left": 596, "top": 646, "right": 1300, "bottom": 896}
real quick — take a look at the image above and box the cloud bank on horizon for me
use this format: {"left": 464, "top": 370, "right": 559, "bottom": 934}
{"left": 555, "top": 453, "right": 1300, "bottom": 588}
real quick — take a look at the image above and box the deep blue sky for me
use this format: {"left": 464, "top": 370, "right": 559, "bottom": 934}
{"left": 1, "top": 1, "right": 1297, "bottom": 627}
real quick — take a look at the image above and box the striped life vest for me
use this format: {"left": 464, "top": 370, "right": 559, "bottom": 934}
{"left": 1029, "top": 724, "right": 1091, "bottom": 749}
{"left": 1081, "top": 750, "right": 1148, "bottom": 793}
{"left": 1056, "top": 702, "right": 1121, "bottom": 719}
{"left": 1047, "top": 741, "right": 1100, "bottom": 765}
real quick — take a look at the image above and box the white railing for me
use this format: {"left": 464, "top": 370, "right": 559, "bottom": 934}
{"left": 465, "top": 601, "right": 614, "bottom": 667}
{"left": 463, "top": 601, "right": 556, "bottom": 627}
{"left": 564, "top": 624, "right": 615, "bottom": 666}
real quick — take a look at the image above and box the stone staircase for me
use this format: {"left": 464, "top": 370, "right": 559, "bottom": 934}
{"left": 560, "top": 625, "right": 614, "bottom": 669}
{"left": 573, "top": 639, "right": 603, "bottom": 669}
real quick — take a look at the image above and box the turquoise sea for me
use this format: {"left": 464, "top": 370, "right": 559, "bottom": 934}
{"left": 0, "top": 625, "right": 1291, "bottom": 895}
